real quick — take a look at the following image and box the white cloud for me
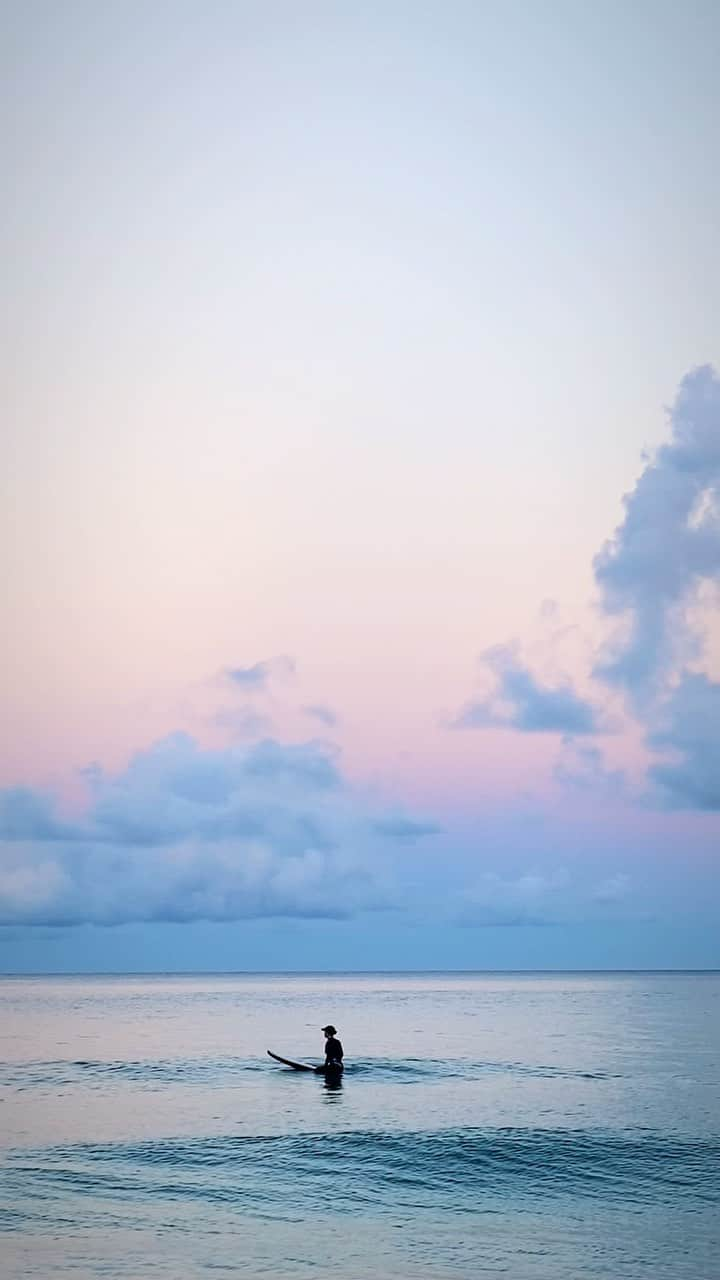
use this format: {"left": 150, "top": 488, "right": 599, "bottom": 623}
{"left": 0, "top": 733, "right": 438, "bottom": 927}
{"left": 594, "top": 365, "right": 720, "bottom": 699}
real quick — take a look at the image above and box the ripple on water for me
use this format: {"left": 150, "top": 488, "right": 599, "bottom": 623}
{"left": 3, "top": 1125, "right": 719, "bottom": 1224}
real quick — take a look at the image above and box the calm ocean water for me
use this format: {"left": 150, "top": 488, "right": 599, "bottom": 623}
{"left": 1, "top": 971, "right": 718, "bottom": 1279}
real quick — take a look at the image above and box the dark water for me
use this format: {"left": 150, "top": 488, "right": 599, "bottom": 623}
{"left": 1, "top": 972, "right": 718, "bottom": 1278}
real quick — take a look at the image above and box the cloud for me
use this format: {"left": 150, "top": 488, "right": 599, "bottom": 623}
{"left": 0, "top": 733, "right": 439, "bottom": 927}
{"left": 592, "top": 873, "right": 631, "bottom": 904}
{"left": 302, "top": 704, "right": 339, "bottom": 728}
{"left": 554, "top": 743, "right": 625, "bottom": 797}
{"left": 0, "top": 788, "right": 74, "bottom": 841}
{"left": 456, "top": 868, "right": 635, "bottom": 926}
{"left": 445, "top": 368, "right": 717, "bottom": 816}
{"left": 457, "top": 871, "right": 566, "bottom": 925}
{"left": 225, "top": 655, "right": 296, "bottom": 692}
{"left": 214, "top": 705, "right": 272, "bottom": 739}
{"left": 453, "top": 645, "right": 601, "bottom": 735}
{"left": 648, "top": 673, "right": 720, "bottom": 810}
{"left": 589, "top": 365, "right": 720, "bottom": 812}
{"left": 372, "top": 816, "right": 443, "bottom": 842}
{"left": 0, "top": 839, "right": 380, "bottom": 927}
{"left": 594, "top": 365, "right": 720, "bottom": 699}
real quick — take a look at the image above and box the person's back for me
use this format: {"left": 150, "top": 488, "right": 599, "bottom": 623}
{"left": 321, "top": 1024, "right": 343, "bottom": 1067}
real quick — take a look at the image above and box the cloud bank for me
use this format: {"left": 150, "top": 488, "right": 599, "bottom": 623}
{"left": 0, "top": 733, "right": 438, "bottom": 927}
{"left": 593, "top": 366, "right": 720, "bottom": 808}
{"left": 594, "top": 365, "right": 720, "bottom": 699}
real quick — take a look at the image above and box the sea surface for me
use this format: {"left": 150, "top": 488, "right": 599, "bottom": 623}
{"left": 1, "top": 971, "right": 718, "bottom": 1279}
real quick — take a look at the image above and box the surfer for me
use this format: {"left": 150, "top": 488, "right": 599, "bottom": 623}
{"left": 321, "top": 1025, "right": 343, "bottom": 1072}
{"left": 266, "top": 1027, "right": 344, "bottom": 1077}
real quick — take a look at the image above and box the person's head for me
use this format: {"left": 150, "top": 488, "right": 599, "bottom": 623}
{"left": 321, "top": 1024, "right": 337, "bottom": 1038}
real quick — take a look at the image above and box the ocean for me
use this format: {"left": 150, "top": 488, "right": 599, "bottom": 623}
{"left": 1, "top": 971, "right": 718, "bottom": 1279}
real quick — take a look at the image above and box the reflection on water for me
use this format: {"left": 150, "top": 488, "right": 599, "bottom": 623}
{"left": 322, "top": 1074, "right": 343, "bottom": 1100}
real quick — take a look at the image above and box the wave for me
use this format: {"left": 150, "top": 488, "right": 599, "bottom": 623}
{"left": 349, "top": 1057, "right": 619, "bottom": 1081}
{"left": 0, "top": 1055, "right": 620, "bottom": 1092}
{"left": 4, "top": 1126, "right": 718, "bottom": 1224}
{"left": 0, "top": 1057, "right": 266, "bottom": 1090}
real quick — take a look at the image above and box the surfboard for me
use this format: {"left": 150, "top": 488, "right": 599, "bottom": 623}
{"left": 267, "top": 1050, "right": 317, "bottom": 1071}
{"left": 267, "top": 1050, "right": 343, "bottom": 1076}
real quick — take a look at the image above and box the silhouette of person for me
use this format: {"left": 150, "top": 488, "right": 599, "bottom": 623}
{"left": 320, "top": 1025, "right": 343, "bottom": 1073}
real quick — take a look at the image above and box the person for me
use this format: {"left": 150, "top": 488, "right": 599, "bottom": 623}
{"left": 320, "top": 1024, "right": 343, "bottom": 1072}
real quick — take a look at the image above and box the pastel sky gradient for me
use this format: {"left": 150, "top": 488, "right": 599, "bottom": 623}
{"left": 2, "top": 1, "right": 719, "bottom": 971}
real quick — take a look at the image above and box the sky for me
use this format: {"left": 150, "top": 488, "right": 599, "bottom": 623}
{"left": 1, "top": 0, "right": 719, "bottom": 972}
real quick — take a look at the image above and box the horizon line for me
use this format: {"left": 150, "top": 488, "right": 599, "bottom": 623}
{"left": 2, "top": 967, "right": 719, "bottom": 978}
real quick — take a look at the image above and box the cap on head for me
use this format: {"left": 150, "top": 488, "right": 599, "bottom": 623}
{"left": 321, "top": 1025, "right": 337, "bottom": 1035}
